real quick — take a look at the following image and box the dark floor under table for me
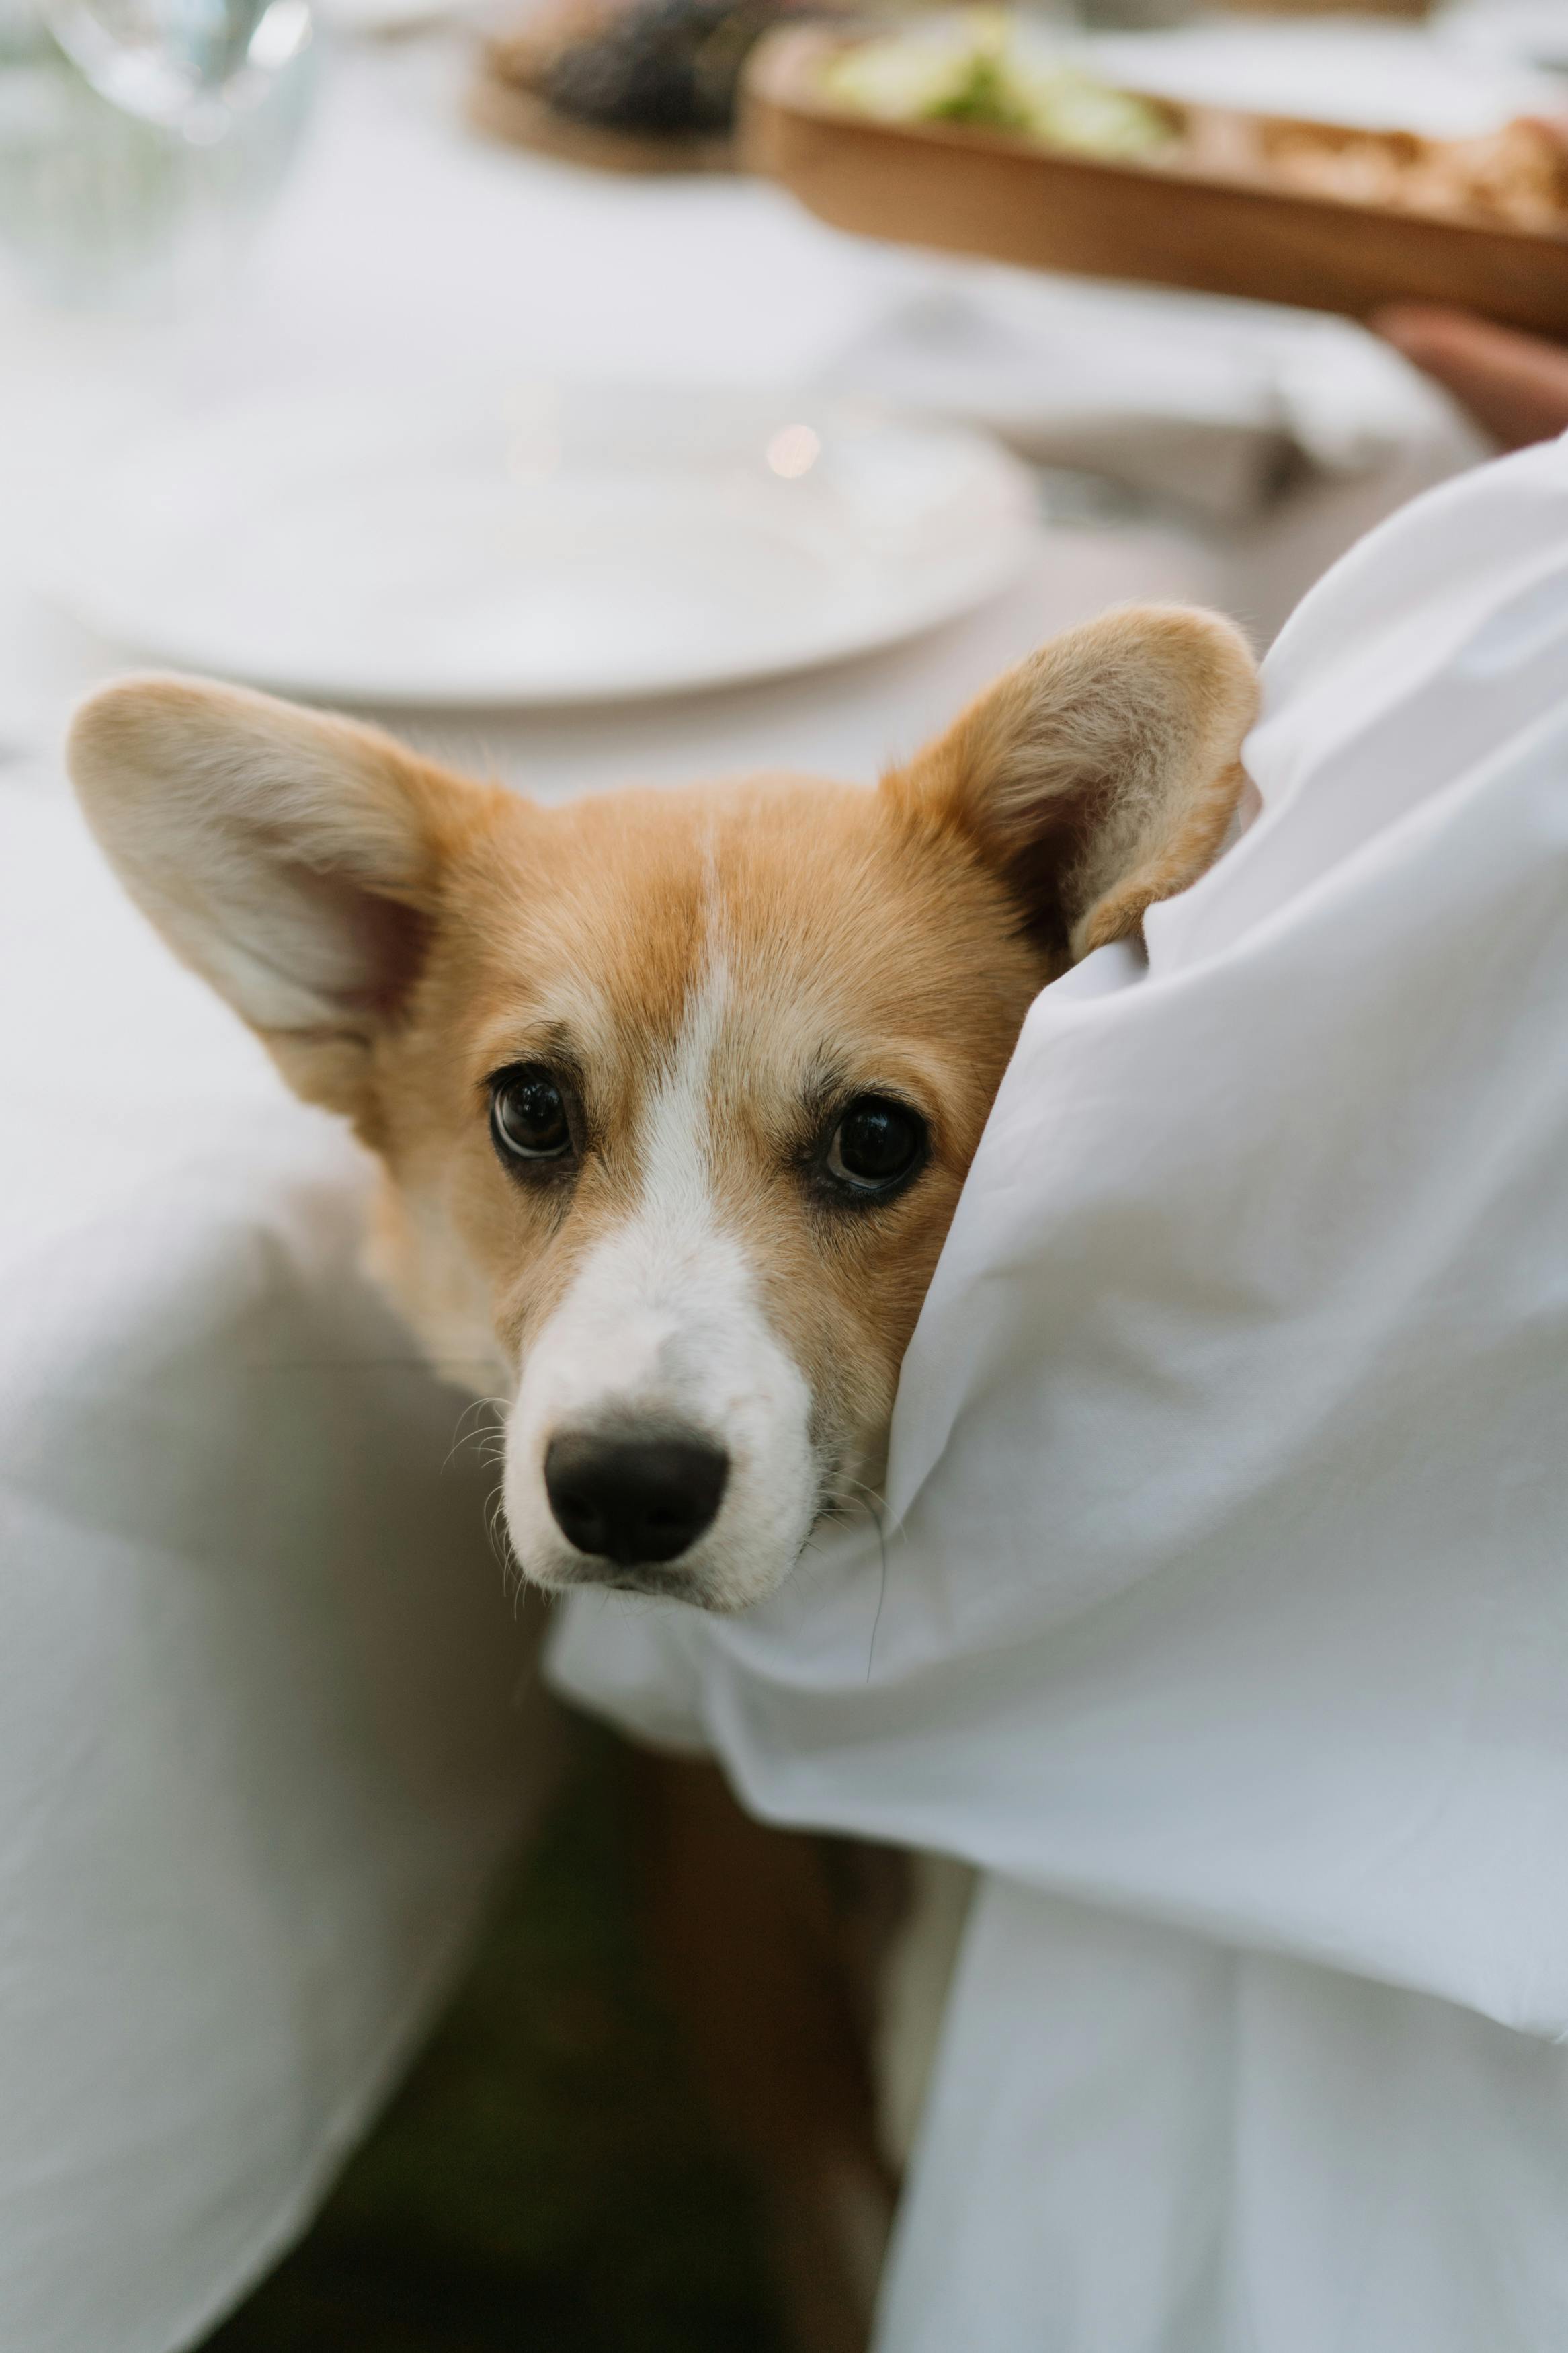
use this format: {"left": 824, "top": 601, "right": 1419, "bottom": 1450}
{"left": 200, "top": 1726, "right": 784, "bottom": 2353}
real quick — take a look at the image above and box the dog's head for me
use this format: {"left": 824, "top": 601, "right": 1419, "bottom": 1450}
{"left": 69, "top": 607, "right": 1254, "bottom": 1610}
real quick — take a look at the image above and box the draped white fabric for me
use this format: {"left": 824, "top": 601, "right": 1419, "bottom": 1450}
{"left": 550, "top": 432, "right": 1568, "bottom": 2350}
{"left": 0, "top": 789, "right": 552, "bottom": 2353}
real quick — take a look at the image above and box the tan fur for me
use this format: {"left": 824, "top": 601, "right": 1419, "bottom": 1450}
{"left": 68, "top": 603, "right": 1257, "bottom": 1602}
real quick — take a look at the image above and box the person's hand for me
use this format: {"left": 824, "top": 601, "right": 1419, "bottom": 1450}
{"left": 1372, "top": 304, "right": 1568, "bottom": 450}
{"left": 1370, "top": 115, "right": 1568, "bottom": 450}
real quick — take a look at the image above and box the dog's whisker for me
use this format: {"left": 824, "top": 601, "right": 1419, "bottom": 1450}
{"left": 443, "top": 1394, "right": 510, "bottom": 1474}
{"left": 823, "top": 1475, "right": 894, "bottom": 1681}
{"left": 483, "top": 1480, "right": 526, "bottom": 1601}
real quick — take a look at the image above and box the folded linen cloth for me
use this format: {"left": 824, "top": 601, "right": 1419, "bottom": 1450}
{"left": 822, "top": 266, "right": 1484, "bottom": 522}
{"left": 551, "top": 432, "right": 1568, "bottom": 2350}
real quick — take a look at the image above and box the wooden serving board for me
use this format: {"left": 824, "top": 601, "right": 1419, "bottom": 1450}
{"left": 741, "top": 25, "right": 1568, "bottom": 335}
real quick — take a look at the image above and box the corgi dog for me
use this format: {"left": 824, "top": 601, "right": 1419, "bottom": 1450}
{"left": 67, "top": 606, "right": 1254, "bottom": 1620}
{"left": 67, "top": 603, "right": 1257, "bottom": 2348}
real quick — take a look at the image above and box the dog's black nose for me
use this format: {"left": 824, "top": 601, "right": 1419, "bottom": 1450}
{"left": 543, "top": 1429, "right": 729, "bottom": 1567}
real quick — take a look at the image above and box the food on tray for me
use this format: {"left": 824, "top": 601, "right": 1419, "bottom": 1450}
{"left": 1260, "top": 117, "right": 1568, "bottom": 235}
{"left": 490, "top": 0, "right": 813, "bottom": 142}
{"left": 819, "top": 12, "right": 1173, "bottom": 159}
{"left": 812, "top": 11, "right": 1568, "bottom": 236}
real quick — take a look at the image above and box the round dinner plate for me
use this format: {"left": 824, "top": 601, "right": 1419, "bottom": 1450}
{"left": 54, "top": 383, "right": 1037, "bottom": 707}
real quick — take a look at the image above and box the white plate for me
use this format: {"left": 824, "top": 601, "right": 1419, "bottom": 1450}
{"left": 53, "top": 383, "right": 1037, "bottom": 706}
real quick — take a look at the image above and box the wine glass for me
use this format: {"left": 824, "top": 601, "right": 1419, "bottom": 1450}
{"left": 44, "top": 0, "right": 312, "bottom": 143}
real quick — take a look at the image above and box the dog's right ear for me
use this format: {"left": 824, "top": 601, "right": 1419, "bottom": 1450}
{"left": 67, "top": 675, "right": 489, "bottom": 1121}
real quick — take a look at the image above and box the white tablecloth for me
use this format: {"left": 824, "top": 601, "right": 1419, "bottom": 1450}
{"left": 0, "top": 782, "right": 563, "bottom": 2353}
{"left": 0, "top": 26, "right": 1503, "bottom": 2353}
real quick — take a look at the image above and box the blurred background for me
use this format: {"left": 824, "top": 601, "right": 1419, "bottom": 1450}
{"left": 3, "top": 1, "right": 1566, "bottom": 2348}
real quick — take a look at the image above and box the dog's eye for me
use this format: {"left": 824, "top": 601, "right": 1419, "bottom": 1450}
{"left": 824, "top": 1095, "right": 927, "bottom": 1197}
{"left": 489, "top": 1064, "right": 574, "bottom": 1165}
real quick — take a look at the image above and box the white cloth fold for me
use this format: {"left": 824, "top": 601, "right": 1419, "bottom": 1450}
{"left": 823, "top": 269, "right": 1483, "bottom": 522}
{"left": 551, "top": 432, "right": 1568, "bottom": 2350}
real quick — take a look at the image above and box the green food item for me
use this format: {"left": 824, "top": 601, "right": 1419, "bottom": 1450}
{"left": 821, "top": 12, "right": 1173, "bottom": 161}
{"left": 925, "top": 48, "right": 1032, "bottom": 131}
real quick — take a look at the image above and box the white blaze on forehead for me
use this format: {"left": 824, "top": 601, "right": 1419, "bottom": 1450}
{"left": 502, "top": 904, "right": 819, "bottom": 1611}
{"left": 638, "top": 930, "right": 734, "bottom": 1261}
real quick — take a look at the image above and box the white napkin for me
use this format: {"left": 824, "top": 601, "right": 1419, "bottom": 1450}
{"left": 552, "top": 431, "right": 1568, "bottom": 2350}
{"left": 823, "top": 267, "right": 1481, "bottom": 521}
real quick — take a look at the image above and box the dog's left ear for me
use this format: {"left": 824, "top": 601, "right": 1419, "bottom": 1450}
{"left": 884, "top": 604, "right": 1258, "bottom": 963}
